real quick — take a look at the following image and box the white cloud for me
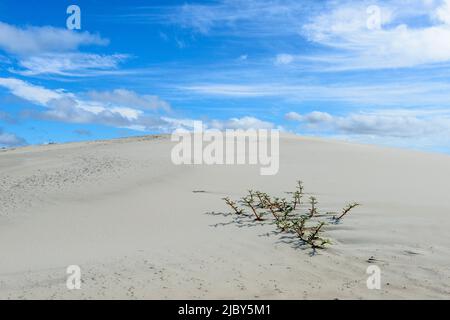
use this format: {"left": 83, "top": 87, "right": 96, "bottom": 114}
{"left": 124, "top": 0, "right": 450, "bottom": 69}
{"left": 138, "top": 0, "right": 309, "bottom": 36}
{"left": 0, "top": 21, "right": 129, "bottom": 77}
{"left": 161, "top": 117, "right": 199, "bottom": 130}
{"left": 87, "top": 89, "right": 171, "bottom": 112}
{"left": 301, "top": 0, "right": 450, "bottom": 69}
{"left": 275, "top": 53, "right": 294, "bottom": 65}
{"left": 285, "top": 111, "right": 303, "bottom": 121}
{"left": 182, "top": 81, "right": 450, "bottom": 107}
{"left": 183, "top": 84, "right": 270, "bottom": 97}
{"left": 0, "top": 128, "right": 26, "bottom": 147}
{"left": 14, "top": 53, "right": 128, "bottom": 76}
{"left": 162, "top": 115, "right": 276, "bottom": 131}
{"left": 0, "top": 21, "right": 108, "bottom": 55}
{"left": 210, "top": 116, "right": 275, "bottom": 130}
{"left": 0, "top": 77, "right": 62, "bottom": 105}
{"left": 285, "top": 109, "right": 450, "bottom": 139}
{"left": 435, "top": 0, "right": 450, "bottom": 24}
{"left": 286, "top": 111, "right": 333, "bottom": 123}
{"left": 40, "top": 98, "right": 143, "bottom": 127}
{"left": 0, "top": 77, "right": 172, "bottom": 130}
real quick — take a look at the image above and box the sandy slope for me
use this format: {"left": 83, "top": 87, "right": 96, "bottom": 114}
{"left": 0, "top": 134, "right": 449, "bottom": 299}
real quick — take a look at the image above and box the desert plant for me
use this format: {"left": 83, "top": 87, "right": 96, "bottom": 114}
{"left": 219, "top": 181, "right": 360, "bottom": 252}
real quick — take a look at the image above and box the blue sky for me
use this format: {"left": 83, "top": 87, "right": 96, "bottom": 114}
{"left": 1, "top": 0, "right": 450, "bottom": 153}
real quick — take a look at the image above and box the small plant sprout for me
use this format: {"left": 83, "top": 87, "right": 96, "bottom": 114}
{"left": 292, "top": 191, "right": 300, "bottom": 210}
{"left": 297, "top": 180, "right": 304, "bottom": 194}
{"left": 218, "top": 181, "right": 360, "bottom": 252}
{"left": 334, "top": 202, "right": 360, "bottom": 222}
{"left": 292, "top": 180, "right": 304, "bottom": 210}
{"left": 308, "top": 196, "right": 318, "bottom": 217}
{"left": 247, "top": 190, "right": 255, "bottom": 202}
{"left": 222, "top": 197, "right": 244, "bottom": 215}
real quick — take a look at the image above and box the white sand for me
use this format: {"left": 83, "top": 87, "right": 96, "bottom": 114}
{"left": 0, "top": 134, "right": 449, "bottom": 299}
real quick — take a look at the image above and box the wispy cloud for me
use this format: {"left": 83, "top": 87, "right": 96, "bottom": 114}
{"left": 0, "top": 21, "right": 107, "bottom": 55}
{"left": 86, "top": 89, "right": 171, "bottom": 112}
{"left": 0, "top": 77, "right": 62, "bottom": 105}
{"left": 0, "top": 21, "right": 128, "bottom": 77}
{"left": 132, "top": 0, "right": 450, "bottom": 70}
{"left": 210, "top": 116, "right": 275, "bottom": 130}
{"left": 285, "top": 108, "right": 450, "bottom": 151}
{"left": 301, "top": 0, "right": 450, "bottom": 70}
{"left": 124, "top": 0, "right": 313, "bottom": 36}
{"left": 274, "top": 53, "right": 294, "bottom": 65}
{"left": 182, "top": 80, "right": 450, "bottom": 107}
{"left": 0, "top": 128, "right": 26, "bottom": 147}
{"left": 0, "top": 76, "right": 274, "bottom": 133}
{"left": 12, "top": 53, "right": 129, "bottom": 77}
{"left": 0, "top": 77, "right": 170, "bottom": 130}
{"left": 162, "top": 115, "right": 277, "bottom": 131}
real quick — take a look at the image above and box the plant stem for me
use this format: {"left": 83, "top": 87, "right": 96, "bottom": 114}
{"left": 243, "top": 197, "right": 263, "bottom": 221}
{"left": 223, "top": 197, "right": 243, "bottom": 215}
{"left": 310, "top": 222, "right": 325, "bottom": 239}
{"left": 336, "top": 203, "right": 360, "bottom": 220}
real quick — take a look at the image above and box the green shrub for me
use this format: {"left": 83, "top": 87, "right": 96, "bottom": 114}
{"left": 220, "top": 181, "right": 360, "bottom": 252}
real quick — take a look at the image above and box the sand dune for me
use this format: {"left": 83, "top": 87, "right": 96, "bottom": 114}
{"left": 0, "top": 134, "right": 449, "bottom": 299}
